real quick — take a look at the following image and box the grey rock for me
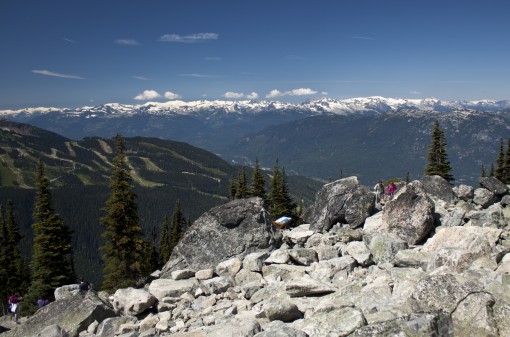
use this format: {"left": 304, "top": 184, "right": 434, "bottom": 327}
{"left": 3, "top": 292, "right": 116, "bottom": 337}
{"left": 366, "top": 235, "right": 408, "bottom": 265}
{"left": 451, "top": 292, "right": 498, "bottom": 337}
{"left": 215, "top": 257, "right": 242, "bottom": 277}
{"left": 96, "top": 317, "right": 137, "bottom": 337}
{"left": 344, "top": 241, "right": 372, "bottom": 266}
{"left": 473, "top": 188, "right": 497, "bottom": 208}
{"left": 262, "top": 264, "right": 307, "bottom": 283}
{"left": 315, "top": 245, "right": 339, "bottom": 261}
{"left": 254, "top": 327, "right": 308, "bottom": 337}
{"left": 243, "top": 252, "right": 269, "bottom": 272}
{"left": 161, "top": 198, "right": 278, "bottom": 277}
{"left": 422, "top": 175, "right": 456, "bottom": 203}
{"left": 304, "top": 177, "right": 375, "bottom": 232}
{"left": 394, "top": 249, "right": 431, "bottom": 270}
{"left": 283, "top": 224, "right": 315, "bottom": 246}
{"left": 291, "top": 306, "right": 365, "bottom": 337}
{"left": 453, "top": 184, "right": 475, "bottom": 201}
{"left": 285, "top": 275, "right": 335, "bottom": 297}
{"left": 54, "top": 284, "right": 80, "bottom": 301}
{"left": 264, "top": 249, "right": 290, "bottom": 264}
{"left": 195, "top": 269, "right": 214, "bottom": 280}
{"left": 364, "top": 182, "right": 435, "bottom": 245}
{"left": 234, "top": 269, "right": 263, "bottom": 286}
{"left": 288, "top": 248, "right": 318, "bottom": 266}
{"left": 501, "top": 195, "right": 510, "bottom": 206}
{"left": 263, "top": 301, "right": 303, "bottom": 322}
{"left": 33, "top": 325, "right": 69, "bottom": 337}
{"left": 148, "top": 278, "right": 198, "bottom": 301}
{"left": 330, "top": 225, "right": 363, "bottom": 243}
{"left": 308, "top": 256, "right": 357, "bottom": 283}
{"left": 349, "top": 310, "right": 453, "bottom": 337}
{"left": 112, "top": 287, "right": 156, "bottom": 316}
{"left": 171, "top": 269, "right": 196, "bottom": 280}
{"left": 493, "top": 299, "right": 510, "bottom": 337}
{"left": 437, "top": 207, "right": 466, "bottom": 227}
{"left": 200, "top": 276, "right": 234, "bottom": 294}
{"left": 411, "top": 274, "right": 470, "bottom": 313}
{"left": 479, "top": 176, "right": 509, "bottom": 195}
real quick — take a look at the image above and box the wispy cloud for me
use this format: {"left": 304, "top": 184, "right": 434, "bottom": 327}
{"left": 164, "top": 91, "right": 181, "bottom": 100}
{"left": 114, "top": 39, "right": 140, "bottom": 46}
{"left": 133, "top": 76, "right": 149, "bottom": 81}
{"left": 410, "top": 90, "right": 422, "bottom": 95}
{"left": 134, "top": 90, "right": 161, "bottom": 100}
{"left": 32, "top": 69, "right": 84, "bottom": 79}
{"left": 351, "top": 36, "right": 375, "bottom": 40}
{"left": 266, "top": 88, "right": 318, "bottom": 98}
{"left": 178, "top": 73, "right": 218, "bottom": 78}
{"left": 159, "top": 33, "right": 218, "bottom": 43}
{"left": 246, "top": 92, "right": 259, "bottom": 99}
{"left": 62, "top": 37, "right": 77, "bottom": 44}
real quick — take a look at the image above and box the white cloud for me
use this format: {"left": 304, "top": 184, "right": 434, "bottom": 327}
{"left": 265, "top": 88, "right": 318, "bottom": 98}
{"left": 224, "top": 92, "right": 245, "bottom": 99}
{"left": 178, "top": 73, "right": 218, "bottom": 78}
{"left": 133, "top": 76, "right": 149, "bottom": 80}
{"left": 321, "top": 91, "right": 329, "bottom": 95}
{"left": 164, "top": 91, "right": 181, "bottom": 100}
{"left": 159, "top": 33, "right": 218, "bottom": 43}
{"left": 32, "top": 69, "right": 84, "bottom": 79}
{"left": 410, "top": 91, "right": 422, "bottom": 95}
{"left": 246, "top": 92, "right": 259, "bottom": 99}
{"left": 114, "top": 39, "right": 140, "bottom": 46}
{"left": 266, "top": 89, "right": 283, "bottom": 98}
{"left": 289, "top": 88, "right": 318, "bottom": 96}
{"left": 62, "top": 37, "right": 77, "bottom": 44}
{"left": 134, "top": 90, "right": 161, "bottom": 100}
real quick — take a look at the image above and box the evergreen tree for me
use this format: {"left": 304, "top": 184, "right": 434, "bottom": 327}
{"left": 251, "top": 158, "right": 267, "bottom": 203}
{"left": 228, "top": 179, "right": 237, "bottom": 200}
{"left": 235, "top": 167, "right": 249, "bottom": 199}
{"left": 159, "top": 216, "right": 170, "bottom": 266}
{"left": 424, "top": 120, "right": 454, "bottom": 183}
{"left": 100, "top": 134, "right": 147, "bottom": 292}
{"left": 24, "top": 160, "right": 75, "bottom": 315}
{"left": 480, "top": 164, "right": 486, "bottom": 178}
{"left": 504, "top": 138, "right": 510, "bottom": 184}
{"left": 5, "top": 201, "right": 27, "bottom": 295}
{"left": 170, "top": 200, "right": 185, "bottom": 253}
{"left": 268, "top": 160, "right": 296, "bottom": 219}
{"left": 489, "top": 162, "right": 495, "bottom": 177}
{"left": 339, "top": 169, "right": 344, "bottom": 179}
{"left": 405, "top": 171, "right": 410, "bottom": 184}
{"left": 147, "top": 223, "right": 160, "bottom": 271}
{"left": 495, "top": 138, "right": 505, "bottom": 181}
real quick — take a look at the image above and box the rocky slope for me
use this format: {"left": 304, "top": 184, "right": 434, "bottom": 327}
{"left": 2, "top": 176, "right": 510, "bottom": 337}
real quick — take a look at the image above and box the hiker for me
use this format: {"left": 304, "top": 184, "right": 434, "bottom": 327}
{"left": 79, "top": 277, "right": 92, "bottom": 292}
{"left": 8, "top": 293, "right": 22, "bottom": 323}
{"left": 374, "top": 181, "right": 385, "bottom": 204}
{"left": 385, "top": 181, "right": 397, "bottom": 200}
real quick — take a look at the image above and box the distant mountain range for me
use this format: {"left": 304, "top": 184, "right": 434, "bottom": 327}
{"left": 2, "top": 97, "right": 509, "bottom": 185}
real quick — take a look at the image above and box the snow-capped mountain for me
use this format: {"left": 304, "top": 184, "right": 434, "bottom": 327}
{"left": 1, "top": 96, "right": 508, "bottom": 186}
{"left": 2, "top": 97, "right": 509, "bottom": 119}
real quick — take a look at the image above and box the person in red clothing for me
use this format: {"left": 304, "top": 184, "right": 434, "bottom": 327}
{"left": 385, "top": 182, "right": 397, "bottom": 200}
{"left": 8, "top": 293, "right": 22, "bottom": 323}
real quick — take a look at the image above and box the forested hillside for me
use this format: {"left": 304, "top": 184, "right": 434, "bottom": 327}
{"left": 0, "top": 120, "right": 322, "bottom": 286}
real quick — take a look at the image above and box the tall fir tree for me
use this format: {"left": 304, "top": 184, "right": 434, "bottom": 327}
{"left": 489, "top": 162, "right": 495, "bottom": 177}
{"left": 235, "top": 167, "right": 249, "bottom": 199}
{"left": 424, "top": 120, "right": 454, "bottom": 183}
{"left": 480, "top": 164, "right": 486, "bottom": 178}
{"left": 251, "top": 158, "right": 267, "bottom": 203}
{"left": 24, "top": 160, "right": 75, "bottom": 315}
{"left": 495, "top": 138, "right": 505, "bottom": 181}
{"left": 504, "top": 138, "right": 510, "bottom": 184}
{"left": 100, "top": 134, "right": 147, "bottom": 292}
{"left": 228, "top": 179, "right": 237, "bottom": 200}
{"left": 268, "top": 160, "right": 296, "bottom": 219}
{"left": 159, "top": 216, "right": 171, "bottom": 266}
{"left": 147, "top": 223, "right": 160, "bottom": 272}
{"left": 169, "top": 200, "right": 185, "bottom": 253}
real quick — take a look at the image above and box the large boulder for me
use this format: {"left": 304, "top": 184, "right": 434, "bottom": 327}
{"left": 161, "top": 197, "right": 278, "bottom": 277}
{"left": 303, "top": 177, "right": 375, "bottom": 233}
{"left": 3, "top": 292, "right": 116, "bottom": 337}
{"left": 479, "top": 176, "right": 509, "bottom": 195}
{"left": 112, "top": 287, "right": 156, "bottom": 316}
{"left": 422, "top": 175, "right": 456, "bottom": 203}
{"left": 364, "top": 181, "right": 435, "bottom": 245}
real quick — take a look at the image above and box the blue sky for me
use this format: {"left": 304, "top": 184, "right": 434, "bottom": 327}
{"left": 1, "top": 0, "right": 509, "bottom": 109}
